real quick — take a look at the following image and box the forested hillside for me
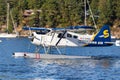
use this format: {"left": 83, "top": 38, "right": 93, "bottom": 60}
{"left": 0, "top": 0, "right": 120, "bottom": 37}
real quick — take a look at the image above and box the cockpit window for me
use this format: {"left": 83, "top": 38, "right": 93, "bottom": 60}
{"left": 73, "top": 35, "right": 78, "bottom": 39}
{"left": 67, "top": 33, "right": 72, "bottom": 38}
{"left": 66, "top": 33, "right": 78, "bottom": 39}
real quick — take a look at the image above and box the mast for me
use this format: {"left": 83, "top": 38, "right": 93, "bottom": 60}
{"left": 10, "top": 10, "right": 19, "bottom": 36}
{"left": 87, "top": 0, "right": 97, "bottom": 28}
{"left": 7, "top": 2, "right": 9, "bottom": 33}
{"left": 84, "top": 0, "right": 97, "bottom": 28}
{"left": 84, "top": 0, "right": 87, "bottom": 26}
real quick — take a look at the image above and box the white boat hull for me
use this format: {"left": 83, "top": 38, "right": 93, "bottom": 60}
{"left": 115, "top": 40, "right": 120, "bottom": 46}
{"left": 0, "top": 33, "right": 17, "bottom": 38}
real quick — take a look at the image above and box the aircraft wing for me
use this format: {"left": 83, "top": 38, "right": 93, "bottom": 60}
{"left": 22, "top": 25, "right": 95, "bottom": 32}
{"left": 22, "top": 26, "right": 48, "bottom": 31}
{"left": 66, "top": 26, "right": 95, "bottom": 30}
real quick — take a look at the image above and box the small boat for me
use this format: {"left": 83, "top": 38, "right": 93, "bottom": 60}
{"left": 0, "top": 3, "right": 18, "bottom": 38}
{"left": 115, "top": 40, "right": 120, "bottom": 46}
{"left": 0, "top": 33, "right": 17, "bottom": 38}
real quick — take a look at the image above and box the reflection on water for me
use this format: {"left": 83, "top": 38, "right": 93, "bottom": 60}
{"left": 21, "top": 58, "right": 119, "bottom": 80}
{"left": 0, "top": 57, "right": 120, "bottom": 80}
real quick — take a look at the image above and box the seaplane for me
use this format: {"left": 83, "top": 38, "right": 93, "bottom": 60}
{"left": 13, "top": 25, "right": 120, "bottom": 59}
{"left": 24, "top": 25, "right": 113, "bottom": 47}
{"left": 13, "top": 0, "right": 120, "bottom": 59}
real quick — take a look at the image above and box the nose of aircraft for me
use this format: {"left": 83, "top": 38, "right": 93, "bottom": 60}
{"left": 28, "top": 33, "right": 34, "bottom": 42}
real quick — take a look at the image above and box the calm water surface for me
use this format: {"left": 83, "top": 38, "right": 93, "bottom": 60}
{"left": 0, "top": 38, "right": 120, "bottom": 80}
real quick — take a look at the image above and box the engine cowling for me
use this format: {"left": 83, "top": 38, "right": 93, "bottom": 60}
{"left": 30, "top": 32, "right": 41, "bottom": 45}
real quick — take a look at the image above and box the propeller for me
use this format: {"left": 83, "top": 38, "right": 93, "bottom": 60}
{"left": 30, "top": 32, "right": 41, "bottom": 43}
{"left": 55, "top": 30, "right": 67, "bottom": 46}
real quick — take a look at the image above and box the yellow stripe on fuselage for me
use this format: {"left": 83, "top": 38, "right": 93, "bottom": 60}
{"left": 90, "top": 32, "right": 98, "bottom": 41}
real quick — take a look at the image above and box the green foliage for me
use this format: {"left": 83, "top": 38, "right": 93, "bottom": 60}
{"left": 112, "top": 0, "right": 120, "bottom": 19}
{"left": 98, "top": 0, "right": 112, "bottom": 25}
{"left": 0, "top": 0, "right": 6, "bottom": 25}
{"left": 8, "top": 24, "right": 13, "bottom": 33}
{"left": 0, "top": 0, "right": 120, "bottom": 30}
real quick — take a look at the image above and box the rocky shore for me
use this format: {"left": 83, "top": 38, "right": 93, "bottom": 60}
{"left": 112, "top": 27, "right": 120, "bottom": 39}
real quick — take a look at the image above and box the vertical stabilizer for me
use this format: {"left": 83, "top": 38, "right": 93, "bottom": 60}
{"left": 92, "top": 25, "right": 111, "bottom": 42}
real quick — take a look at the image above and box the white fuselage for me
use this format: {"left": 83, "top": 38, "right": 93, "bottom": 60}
{"left": 31, "top": 31, "right": 93, "bottom": 47}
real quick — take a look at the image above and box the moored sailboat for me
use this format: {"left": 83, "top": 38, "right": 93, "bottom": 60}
{"left": 0, "top": 2, "right": 18, "bottom": 38}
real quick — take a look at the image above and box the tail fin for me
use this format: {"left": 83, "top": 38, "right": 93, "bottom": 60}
{"left": 92, "top": 25, "right": 111, "bottom": 42}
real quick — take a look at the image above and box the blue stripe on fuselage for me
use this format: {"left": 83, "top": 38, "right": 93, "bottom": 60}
{"left": 84, "top": 43, "right": 113, "bottom": 47}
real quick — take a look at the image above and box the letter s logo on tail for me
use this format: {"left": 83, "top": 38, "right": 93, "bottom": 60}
{"left": 103, "top": 30, "right": 109, "bottom": 38}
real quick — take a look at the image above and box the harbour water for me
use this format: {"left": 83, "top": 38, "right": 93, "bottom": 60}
{"left": 0, "top": 38, "right": 120, "bottom": 80}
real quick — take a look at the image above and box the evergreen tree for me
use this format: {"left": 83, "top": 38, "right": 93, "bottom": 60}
{"left": 98, "top": 0, "right": 112, "bottom": 27}
{"left": 0, "top": 0, "right": 120, "bottom": 30}
{"left": 41, "top": 0, "right": 60, "bottom": 27}
{"left": 114, "top": 0, "right": 120, "bottom": 19}
{"left": 0, "top": 0, "right": 6, "bottom": 25}
{"left": 111, "top": 0, "right": 120, "bottom": 27}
